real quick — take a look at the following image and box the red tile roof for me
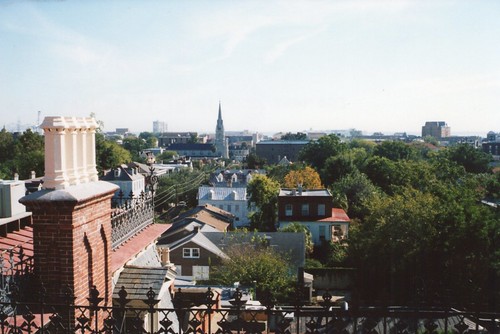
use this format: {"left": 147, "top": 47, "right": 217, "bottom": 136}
{"left": 317, "top": 208, "right": 350, "bottom": 223}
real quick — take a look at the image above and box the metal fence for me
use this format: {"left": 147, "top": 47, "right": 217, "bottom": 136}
{"left": 111, "top": 191, "right": 154, "bottom": 249}
{"left": 0, "top": 284, "right": 499, "bottom": 333}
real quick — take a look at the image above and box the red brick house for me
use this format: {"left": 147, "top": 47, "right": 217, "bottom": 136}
{"left": 278, "top": 187, "right": 350, "bottom": 245}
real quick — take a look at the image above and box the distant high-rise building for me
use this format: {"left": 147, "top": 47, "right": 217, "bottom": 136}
{"left": 215, "top": 102, "right": 229, "bottom": 159}
{"left": 153, "top": 120, "right": 167, "bottom": 134}
{"left": 422, "top": 121, "right": 450, "bottom": 139}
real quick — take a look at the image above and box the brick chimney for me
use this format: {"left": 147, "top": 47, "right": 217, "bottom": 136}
{"left": 20, "top": 117, "right": 118, "bottom": 308}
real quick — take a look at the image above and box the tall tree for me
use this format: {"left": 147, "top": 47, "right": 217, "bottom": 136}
{"left": 247, "top": 175, "right": 280, "bottom": 231}
{"left": 11, "top": 129, "right": 45, "bottom": 179}
{"left": 445, "top": 143, "right": 491, "bottom": 174}
{"left": 373, "top": 140, "right": 417, "bottom": 161}
{"left": 0, "top": 128, "right": 15, "bottom": 163}
{"left": 298, "top": 134, "right": 346, "bottom": 170}
{"left": 95, "top": 133, "right": 132, "bottom": 173}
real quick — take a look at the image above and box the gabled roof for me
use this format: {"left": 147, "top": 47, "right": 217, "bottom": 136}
{"left": 173, "top": 204, "right": 234, "bottom": 227}
{"left": 167, "top": 230, "right": 228, "bottom": 260}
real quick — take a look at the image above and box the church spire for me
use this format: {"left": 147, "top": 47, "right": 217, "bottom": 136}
{"left": 215, "top": 101, "right": 228, "bottom": 159}
{"left": 218, "top": 100, "right": 222, "bottom": 120}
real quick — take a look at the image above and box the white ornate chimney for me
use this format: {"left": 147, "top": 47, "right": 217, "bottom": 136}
{"left": 41, "top": 116, "right": 99, "bottom": 190}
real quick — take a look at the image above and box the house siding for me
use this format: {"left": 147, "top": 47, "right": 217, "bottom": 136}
{"left": 170, "top": 241, "right": 222, "bottom": 277}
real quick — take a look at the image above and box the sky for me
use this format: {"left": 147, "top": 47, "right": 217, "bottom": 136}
{"left": 0, "top": 0, "right": 499, "bottom": 136}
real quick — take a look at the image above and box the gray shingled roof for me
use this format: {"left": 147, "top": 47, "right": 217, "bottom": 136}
{"left": 113, "top": 266, "right": 169, "bottom": 301}
{"left": 198, "top": 186, "right": 247, "bottom": 200}
{"left": 168, "top": 231, "right": 228, "bottom": 259}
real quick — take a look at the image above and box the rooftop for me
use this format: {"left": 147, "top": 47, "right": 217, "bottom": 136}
{"left": 279, "top": 188, "right": 332, "bottom": 197}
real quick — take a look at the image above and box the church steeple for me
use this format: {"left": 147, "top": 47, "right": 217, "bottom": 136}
{"left": 215, "top": 101, "right": 228, "bottom": 159}
{"left": 218, "top": 100, "right": 222, "bottom": 120}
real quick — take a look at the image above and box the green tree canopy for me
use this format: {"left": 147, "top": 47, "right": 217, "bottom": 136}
{"left": 0, "top": 128, "right": 15, "bottom": 163}
{"left": 122, "top": 136, "right": 147, "bottom": 161}
{"left": 247, "top": 174, "right": 280, "bottom": 231}
{"left": 95, "top": 133, "right": 132, "bottom": 173}
{"left": 298, "top": 134, "right": 346, "bottom": 170}
{"left": 444, "top": 143, "right": 491, "bottom": 174}
{"left": 281, "top": 132, "right": 307, "bottom": 140}
{"left": 210, "top": 233, "right": 295, "bottom": 302}
{"left": 245, "top": 152, "right": 266, "bottom": 169}
{"left": 373, "top": 140, "right": 418, "bottom": 161}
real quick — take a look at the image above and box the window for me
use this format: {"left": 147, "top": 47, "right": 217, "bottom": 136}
{"left": 235, "top": 205, "right": 240, "bottom": 213}
{"left": 285, "top": 204, "right": 293, "bottom": 216}
{"left": 301, "top": 204, "right": 309, "bottom": 216}
{"left": 183, "top": 248, "right": 200, "bottom": 258}
{"left": 227, "top": 204, "right": 232, "bottom": 212}
{"left": 318, "top": 204, "right": 325, "bottom": 216}
{"left": 319, "top": 226, "right": 326, "bottom": 240}
{"left": 193, "top": 266, "right": 210, "bottom": 280}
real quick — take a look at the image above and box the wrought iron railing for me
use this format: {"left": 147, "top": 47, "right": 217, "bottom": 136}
{"left": 0, "top": 284, "right": 499, "bottom": 333}
{"left": 0, "top": 245, "right": 34, "bottom": 304}
{"left": 111, "top": 191, "right": 154, "bottom": 249}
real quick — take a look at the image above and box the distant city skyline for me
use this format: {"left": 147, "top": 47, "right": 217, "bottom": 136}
{"left": 1, "top": 1, "right": 499, "bottom": 136}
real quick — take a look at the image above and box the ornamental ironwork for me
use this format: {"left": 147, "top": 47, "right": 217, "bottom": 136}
{"left": 0, "top": 283, "right": 498, "bottom": 333}
{"left": 111, "top": 190, "right": 154, "bottom": 249}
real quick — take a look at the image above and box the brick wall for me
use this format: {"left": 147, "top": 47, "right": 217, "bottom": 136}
{"left": 21, "top": 183, "right": 117, "bottom": 306}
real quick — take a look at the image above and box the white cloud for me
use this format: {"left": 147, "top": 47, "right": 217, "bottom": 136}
{"left": 263, "top": 26, "right": 327, "bottom": 64}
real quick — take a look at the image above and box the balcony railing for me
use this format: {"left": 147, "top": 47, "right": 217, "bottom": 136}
{"left": 0, "top": 284, "right": 498, "bottom": 333}
{"left": 111, "top": 191, "right": 154, "bottom": 249}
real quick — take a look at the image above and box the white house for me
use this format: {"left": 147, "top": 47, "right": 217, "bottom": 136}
{"left": 197, "top": 185, "right": 250, "bottom": 228}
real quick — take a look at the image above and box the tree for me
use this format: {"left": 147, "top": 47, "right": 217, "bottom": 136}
{"left": 298, "top": 134, "right": 346, "bottom": 170}
{"left": 283, "top": 166, "right": 323, "bottom": 189}
{"left": 247, "top": 175, "right": 280, "bottom": 231}
{"left": 0, "top": 128, "right": 15, "bottom": 163}
{"left": 122, "top": 137, "right": 147, "bottom": 161}
{"left": 11, "top": 129, "right": 45, "bottom": 179}
{"left": 322, "top": 153, "right": 356, "bottom": 187}
{"left": 279, "top": 222, "right": 314, "bottom": 255}
{"left": 281, "top": 132, "right": 307, "bottom": 140}
{"left": 330, "top": 171, "right": 379, "bottom": 219}
{"left": 188, "top": 133, "right": 199, "bottom": 144}
{"left": 95, "top": 133, "right": 132, "bottom": 172}
{"left": 373, "top": 140, "right": 417, "bottom": 161}
{"left": 156, "top": 150, "right": 177, "bottom": 163}
{"left": 445, "top": 143, "right": 491, "bottom": 174}
{"left": 245, "top": 152, "right": 266, "bottom": 169}
{"left": 210, "top": 233, "right": 294, "bottom": 302}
